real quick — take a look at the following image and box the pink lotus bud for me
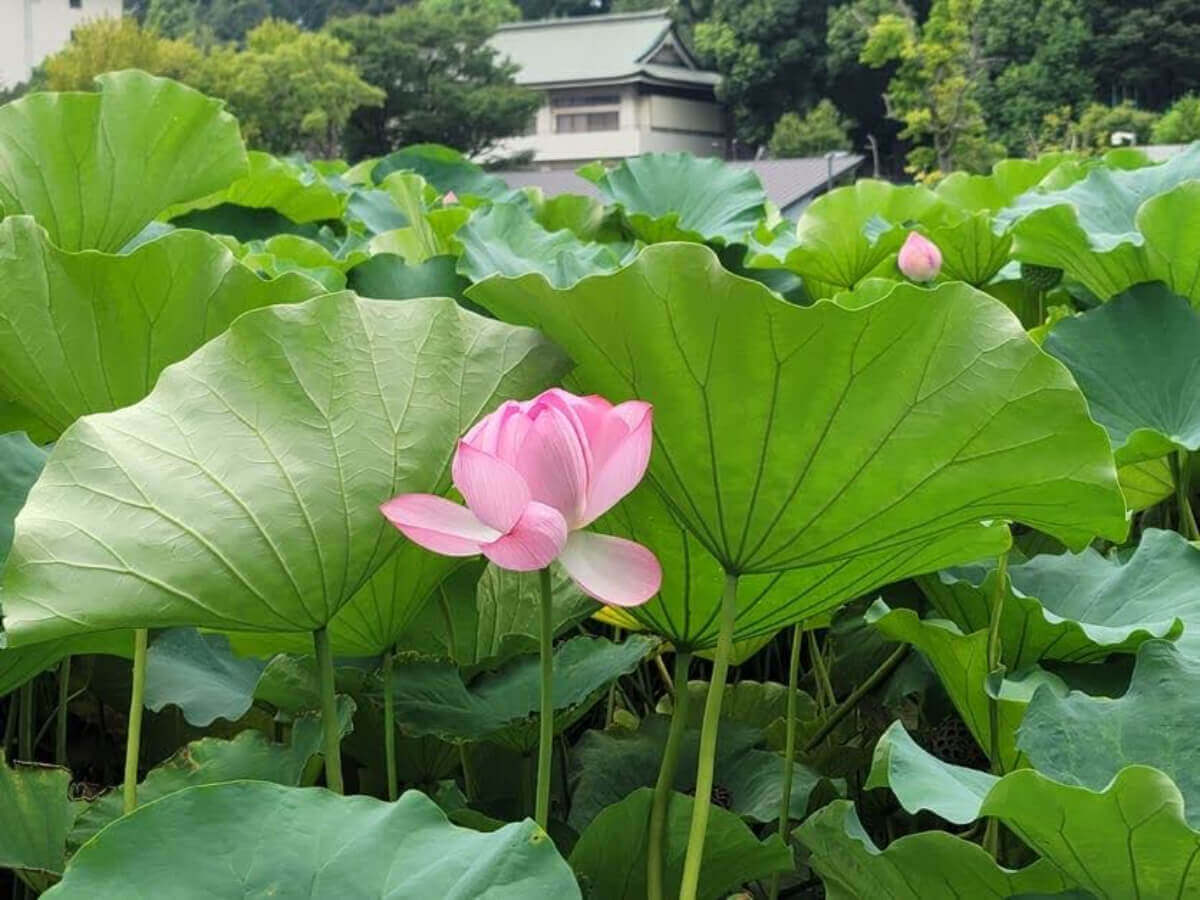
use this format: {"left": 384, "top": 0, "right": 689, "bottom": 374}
{"left": 442, "top": 191, "right": 458, "bottom": 205}
{"left": 381, "top": 388, "right": 661, "bottom": 607}
{"left": 897, "top": 231, "right": 942, "bottom": 283}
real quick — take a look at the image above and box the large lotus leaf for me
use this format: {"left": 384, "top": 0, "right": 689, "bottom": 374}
{"left": 867, "top": 601, "right": 1065, "bottom": 770}
{"left": 0, "top": 632, "right": 134, "bottom": 698}
{"left": 143, "top": 628, "right": 269, "bottom": 727}
{"left": 1018, "top": 640, "right": 1200, "bottom": 825}
{"left": 457, "top": 203, "right": 626, "bottom": 288}
{"left": 348, "top": 254, "right": 470, "bottom": 304}
{"left": 0, "top": 293, "right": 568, "bottom": 645}
{"left": 921, "top": 529, "right": 1200, "bottom": 667}
{"left": 0, "top": 432, "right": 45, "bottom": 566}
{"left": 579, "top": 153, "right": 767, "bottom": 246}
{"left": 372, "top": 144, "right": 509, "bottom": 199}
{"left": 866, "top": 721, "right": 1200, "bottom": 898}
{"left": 934, "top": 154, "right": 1076, "bottom": 213}
{"left": 236, "top": 234, "right": 368, "bottom": 293}
{"left": 1044, "top": 284, "right": 1200, "bottom": 464}
{"left": 162, "top": 151, "right": 346, "bottom": 224}
{"left": 0, "top": 71, "right": 246, "bottom": 252}
{"left": 69, "top": 702, "right": 350, "bottom": 849}
{"left": 1118, "top": 456, "right": 1174, "bottom": 511}
{"left": 568, "top": 713, "right": 831, "bottom": 831}
{"left": 918, "top": 209, "right": 1012, "bottom": 286}
{"left": 747, "top": 180, "right": 940, "bottom": 296}
{"left": 47, "top": 783, "right": 579, "bottom": 898}
{"left": 382, "top": 635, "right": 658, "bottom": 751}
{"left": 599, "top": 480, "right": 1003, "bottom": 650}
{"left": 0, "top": 216, "right": 324, "bottom": 437}
{"left": 0, "top": 753, "right": 73, "bottom": 884}
{"left": 1005, "top": 148, "right": 1200, "bottom": 300}
{"left": 568, "top": 787, "right": 791, "bottom": 900}
{"left": 800, "top": 800, "right": 1071, "bottom": 899}
{"left": 470, "top": 246, "right": 1126, "bottom": 584}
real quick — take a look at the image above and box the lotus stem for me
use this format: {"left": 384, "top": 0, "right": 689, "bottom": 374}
{"left": 1171, "top": 451, "right": 1199, "bottom": 541}
{"left": 17, "top": 680, "right": 33, "bottom": 761}
{"left": 535, "top": 566, "right": 555, "bottom": 829}
{"left": 647, "top": 649, "right": 693, "bottom": 900}
{"left": 313, "top": 627, "right": 344, "bottom": 794}
{"left": 383, "top": 648, "right": 397, "bottom": 801}
{"left": 807, "top": 628, "right": 835, "bottom": 712}
{"left": 55, "top": 656, "right": 71, "bottom": 767}
{"left": 460, "top": 745, "right": 476, "bottom": 801}
{"left": 804, "top": 643, "right": 910, "bottom": 752}
{"left": 679, "top": 572, "right": 739, "bottom": 900}
{"left": 984, "top": 551, "right": 1009, "bottom": 860}
{"left": 767, "top": 622, "right": 804, "bottom": 900}
{"left": 123, "top": 628, "right": 148, "bottom": 813}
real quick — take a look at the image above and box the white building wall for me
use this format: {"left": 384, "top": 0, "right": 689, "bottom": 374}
{"left": 0, "top": 0, "right": 123, "bottom": 89}
{"left": 490, "top": 84, "right": 726, "bottom": 166}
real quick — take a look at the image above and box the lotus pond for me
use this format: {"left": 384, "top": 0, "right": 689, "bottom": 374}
{"left": 2, "top": 71, "right": 1199, "bottom": 899}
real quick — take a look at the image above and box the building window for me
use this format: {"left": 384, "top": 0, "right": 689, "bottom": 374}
{"left": 555, "top": 111, "right": 619, "bottom": 133}
{"left": 550, "top": 93, "right": 620, "bottom": 108}
{"left": 69, "top": 0, "right": 82, "bottom": 7}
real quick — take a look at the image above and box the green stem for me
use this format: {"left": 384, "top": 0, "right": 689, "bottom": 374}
{"left": 1171, "top": 451, "right": 1199, "bottom": 541}
{"left": 383, "top": 648, "right": 397, "bottom": 802}
{"left": 460, "top": 745, "right": 476, "bottom": 801}
{"left": 55, "top": 656, "right": 71, "bottom": 768}
{"left": 123, "top": 628, "right": 148, "bottom": 814}
{"left": 679, "top": 572, "right": 739, "bottom": 900}
{"left": 646, "top": 650, "right": 693, "bottom": 900}
{"left": 804, "top": 643, "right": 911, "bottom": 752}
{"left": 17, "top": 680, "right": 33, "bottom": 761}
{"left": 535, "top": 566, "right": 555, "bottom": 829}
{"left": 768, "top": 623, "right": 804, "bottom": 900}
{"left": 604, "top": 627, "right": 622, "bottom": 726}
{"left": 807, "top": 628, "right": 836, "bottom": 712}
{"left": 313, "top": 627, "right": 344, "bottom": 794}
{"left": 983, "top": 551, "right": 1009, "bottom": 861}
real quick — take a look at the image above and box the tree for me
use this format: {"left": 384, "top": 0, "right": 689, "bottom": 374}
{"left": 38, "top": 16, "right": 204, "bottom": 91}
{"left": 977, "top": 0, "right": 1094, "bottom": 155}
{"left": 1088, "top": 0, "right": 1200, "bottom": 109}
{"left": 768, "top": 99, "right": 853, "bottom": 157}
{"left": 693, "top": 0, "right": 829, "bottom": 148}
{"left": 197, "top": 20, "right": 384, "bottom": 156}
{"left": 326, "top": 8, "right": 540, "bottom": 158}
{"left": 420, "top": 0, "right": 521, "bottom": 27}
{"left": 861, "top": 0, "right": 1001, "bottom": 178}
{"left": 1153, "top": 94, "right": 1200, "bottom": 143}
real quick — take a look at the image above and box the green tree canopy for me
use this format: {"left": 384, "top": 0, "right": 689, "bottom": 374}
{"left": 768, "top": 100, "right": 853, "bottom": 157}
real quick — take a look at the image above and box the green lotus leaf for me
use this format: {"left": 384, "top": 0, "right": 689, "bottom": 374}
{"left": 0, "top": 293, "right": 568, "bottom": 644}
{"left": 568, "top": 787, "right": 791, "bottom": 900}
{"left": 381, "top": 634, "right": 658, "bottom": 751}
{"left": 569, "top": 712, "right": 832, "bottom": 831}
{"left": 68, "top": 700, "right": 353, "bottom": 850}
{"left": 920, "top": 529, "right": 1199, "bottom": 668}
{"left": 348, "top": 254, "right": 470, "bottom": 304}
{"left": 866, "top": 601, "right": 1065, "bottom": 770}
{"left": 1044, "top": 284, "right": 1200, "bottom": 464}
{"left": 143, "top": 628, "right": 269, "bottom": 727}
{"left": 531, "top": 192, "right": 624, "bottom": 243}
{"left": 0, "top": 71, "right": 246, "bottom": 252}
{"left": 470, "top": 246, "right": 1126, "bottom": 591}
{"left": 236, "top": 234, "right": 368, "bottom": 293}
{"left": 0, "top": 216, "right": 324, "bottom": 438}
{"left": 747, "top": 180, "right": 940, "bottom": 296}
{"left": 1118, "top": 456, "right": 1174, "bottom": 511}
{"left": 1018, "top": 640, "right": 1200, "bottom": 824}
{"left": 457, "top": 203, "right": 627, "bottom": 288}
{"left": 0, "top": 432, "right": 45, "bottom": 567}
{"left": 1005, "top": 148, "right": 1200, "bottom": 300}
{"left": 372, "top": 143, "right": 509, "bottom": 199}
{"left": 47, "top": 783, "right": 579, "bottom": 898}
{"left": 162, "top": 151, "right": 346, "bottom": 225}
{"left": 0, "top": 632, "right": 134, "bottom": 699}
{"left": 798, "top": 800, "right": 1071, "bottom": 900}
{"left": 579, "top": 152, "right": 767, "bottom": 246}
{"left": 0, "top": 754, "right": 74, "bottom": 887}
{"left": 918, "top": 209, "right": 1012, "bottom": 286}
{"left": 862, "top": 722, "right": 1200, "bottom": 898}
{"left": 934, "top": 154, "right": 1076, "bottom": 213}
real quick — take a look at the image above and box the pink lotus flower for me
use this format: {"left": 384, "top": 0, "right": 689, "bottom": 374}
{"left": 442, "top": 191, "right": 458, "bottom": 205}
{"left": 897, "top": 231, "right": 942, "bottom": 283}
{"left": 381, "top": 388, "right": 662, "bottom": 607}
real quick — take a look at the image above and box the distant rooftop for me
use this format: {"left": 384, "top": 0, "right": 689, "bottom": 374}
{"left": 501, "top": 154, "right": 866, "bottom": 215}
{"left": 490, "top": 9, "right": 720, "bottom": 89}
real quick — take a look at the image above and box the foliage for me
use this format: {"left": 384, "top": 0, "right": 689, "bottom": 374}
{"left": 1153, "top": 93, "right": 1200, "bottom": 143}
{"left": 39, "top": 18, "right": 204, "bottom": 91}
{"left": 327, "top": 7, "right": 540, "bottom": 158}
{"left": 768, "top": 100, "right": 853, "bottom": 158}
{"left": 6, "top": 73, "right": 1200, "bottom": 899}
